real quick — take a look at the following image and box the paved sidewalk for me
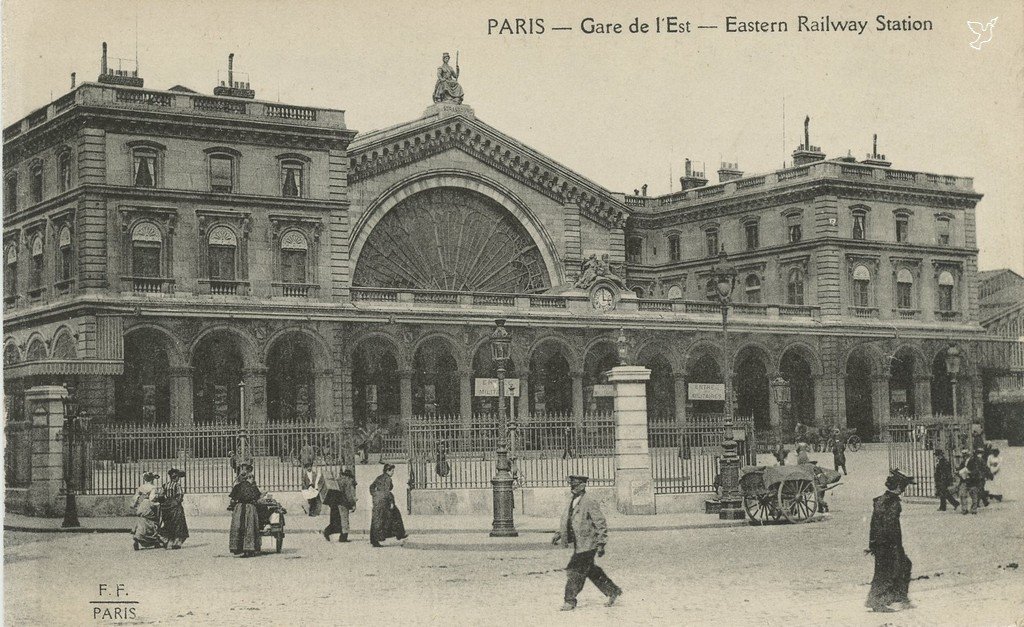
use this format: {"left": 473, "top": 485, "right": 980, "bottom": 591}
{"left": 3, "top": 509, "right": 749, "bottom": 535}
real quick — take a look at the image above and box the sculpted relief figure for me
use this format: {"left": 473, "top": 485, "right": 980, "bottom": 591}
{"left": 433, "top": 52, "right": 464, "bottom": 104}
{"left": 574, "top": 254, "right": 599, "bottom": 289}
{"left": 597, "top": 254, "right": 628, "bottom": 290}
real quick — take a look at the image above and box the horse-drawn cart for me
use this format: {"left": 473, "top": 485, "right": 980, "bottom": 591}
{"left": 739, "top": 464, "right": 841, "bottom": 524}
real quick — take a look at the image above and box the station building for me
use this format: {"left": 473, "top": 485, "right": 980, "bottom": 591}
{"left": 3, "top": 50, "right": 997, "bottom": 484}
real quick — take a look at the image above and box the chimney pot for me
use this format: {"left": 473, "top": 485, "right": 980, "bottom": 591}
{"left": 101, "top": 42, "right": 108, "bottom": 75}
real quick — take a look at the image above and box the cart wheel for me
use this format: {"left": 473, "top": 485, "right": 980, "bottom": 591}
{"left": 778, "top": 479, "right": 819, "bottom": 523}
{"left": 847, "top": 435, "right": 861, "bottom": 452}
{"left": 275, "top": 534, "right": 283, "bottom": 553}
{"left": 743, "top": 493, "right": 779, "bottom": 525}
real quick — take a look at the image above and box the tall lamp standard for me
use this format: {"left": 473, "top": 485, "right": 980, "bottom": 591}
{"left": 944, "top": 344, "right": 962, "bottom": 422}
{"left": 490, "top": 319, "right": 518, "bottom": 537}
{"left": 712, "top": 247, "right": 744, "bottom": 520}
{"left": 58, "top": 394, "right": 83, "bottom": 528}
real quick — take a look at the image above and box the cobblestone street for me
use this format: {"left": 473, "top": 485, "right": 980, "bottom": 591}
{"left": 5, "top": 449, "right": 1023, "bottom": 626}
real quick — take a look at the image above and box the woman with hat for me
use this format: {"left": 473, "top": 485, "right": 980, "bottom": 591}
{"left": 865, "top": 469, "right": 915, "bottom": 612}
{"left": 228, "top": 464, "right": 262, "bottom": 557}
{"left": 131, "top": 472, "right": 165, "bottom": 550}
{"left": 369, "top": 463, "right": 407, "bottom": 547}
{"left": 158, "top": 468, "right": 190, "bottom": 549}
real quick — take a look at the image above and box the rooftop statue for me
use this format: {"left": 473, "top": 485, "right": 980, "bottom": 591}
{"left": 574, "top": 253, "right": 627, "bottom": 291}
{"left": 433, "top": 52, "right": 464, "bottom": 104}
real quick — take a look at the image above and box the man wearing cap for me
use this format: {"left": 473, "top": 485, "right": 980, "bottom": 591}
{"left": 551, "top": 475, "right": 622, "bottom": 611}
{"left": 865, "top": 469, "right": 915, "bottom": 612}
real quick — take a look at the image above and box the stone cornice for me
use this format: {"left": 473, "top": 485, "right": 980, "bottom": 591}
{"left": 348, "top": 115, "right": 631, "bottom": 229}
{"left": 633, "top": 179, "right": 982, "bottom": 230}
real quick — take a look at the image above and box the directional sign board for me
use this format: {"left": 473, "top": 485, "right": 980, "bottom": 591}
{"left": 474, "top": 378, "right": 521, "bottom": 397}
{"left": 688, "top": 382, "right": 725, "bottom": 401}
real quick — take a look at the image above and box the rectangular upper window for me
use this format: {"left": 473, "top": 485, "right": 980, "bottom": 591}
{"left": 209, "top": 155, "right": 234, "bottom": 193}
{"left": 788, "top": 224, "right": 802, "bottom": 243}
{"left": 281, "top": 162, "right": 303, "bottom": 198}
{"left": 744, "top": 223, "right": 759, "bottom": 250}
{"left": 668, "top": 234, "right": 681, "bottom": 262}
{"left": 133, "top": 153, "right": 157, "bottom": 187}
{"left": 937, "top": 218, "right": 951, "bottom": 246}
{"left": 895, "top": 217, "right": 909, "bottom": 243}
{"left": 705, "top": 229, "right": 718, "bottom": 258}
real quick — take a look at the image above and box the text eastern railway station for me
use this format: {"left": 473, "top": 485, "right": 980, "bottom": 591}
{"left": 2, "top": 46, "right": 1019, "bottom": 517}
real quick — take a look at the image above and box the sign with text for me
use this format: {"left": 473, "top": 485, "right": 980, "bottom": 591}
{"left": 890, "top": 388, "right": 908, "bottom": 403}
{"left": 688, "top": 382, "right": 725, "bottom": 401}
{"left": 474, "top": 378, "right": 521, "bottom": 397}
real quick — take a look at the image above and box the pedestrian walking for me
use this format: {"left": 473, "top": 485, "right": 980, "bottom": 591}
{"left": 323, "top": 467, "right": 357, "bottom": 543}
{"left": 986, "top": 448, "right": 1003, "bottom": 503}
{"left": 229, "top": 434, "right": 254, "bottom": 483}
{"left": 958, "top": 449, "right": 986, "bottom": 514}
{"left": 301, "top": 461, "right": 324, "bottom": 517}
{"left": 865, "top": 469, "right": 915, "bottom": 613}
{"left": 228, "top": 465, "right": 262, "bottom": 557}
{"left": 157, "top": 468, "right": 189, "bottom": 549}
{"left": 131, "top": 472, "right": 165, "bottom": 550}
{"left": 796, "top": 442, "right": 810, "bottom": 465}
{"left": 773, "top": 443, "right": 789, "bottom": 466}
{"left": 933, "top": 450, "right": 959, "bottom": 512}
{"left": 551, "top": 475, "right": 622, "bottom": 611}
{"left": 832, "top": 438, "right": 847, "bottom": 475}
{"left": 369, "top": 463, "right": 407, "bottom": 547}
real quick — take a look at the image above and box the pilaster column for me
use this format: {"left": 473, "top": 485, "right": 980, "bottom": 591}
{"left": 169, "top": 366, "right": 194, "bottom": 427}
{"left": 913, "top": 375, "right": 933, "bottom": 419}
{"left": 571, "top": 370, "right": 585, "bottom": 424}
{"left": 871, "top": 375, "right": 891, "bottom": 440}
{"left": 517, "top": 371, "right": 529, "bottom": 421}
{"left": 813, "top": 375, "right": 829, "bottom": 427}
{"left": 243, "top": 367, "right": 268, "bottom": 427}
{"left": 608, "top": 366, "right": 655, "bottom": 515}
{"left": 399, "top": 370, "right": 413, "bottom": 423}
{"left": 459, "top": 370, "right": 473, "bottom": 426}
{"left": 26, "top": 386, "right": 67, "bottom": 516}
{"left": 768, "top": 377, "right": 784, "bottom": 430}
{"left": 315, "top": 368, "right": 334, "bottom": 423}
{"left": 672, "top": 373, "right": 687, "bottom": 428}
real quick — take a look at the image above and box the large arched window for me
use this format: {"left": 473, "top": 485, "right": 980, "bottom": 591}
{"left": 131, "top": 221, "right": 163, "bottom": 278}
{"left": 787, "top": 268, "right": 804, "bottom": 305}
{"left": 852, "top": 265, "right": 871, "bottom": 307}
{"left": 208, "top": 226, "right": 237, "bottom": 281}
{"left": 280, "top": 230, "right": 308, "bottom": 285}
{"left": 744, "top": 274, "right": 762, "bottom": 304}
{"left": 896, "top": 268, "right": 914, "bottom": 310}
{"left": 938, "top": 271, "right": 956, "bottom": 311}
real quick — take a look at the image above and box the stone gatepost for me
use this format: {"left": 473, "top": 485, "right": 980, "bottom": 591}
{"left": 26, "top": 385, "right": 68, "bottom": 516}
{"left": 607, "top": 366, "right": 656, "bottom": 515}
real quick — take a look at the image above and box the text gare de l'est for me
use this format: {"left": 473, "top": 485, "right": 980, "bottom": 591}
{"left": 486, "top": 15, "right": 933, "bottom": 36}
{"left": 487, "top": 17, "right": 693, "bottom": 35}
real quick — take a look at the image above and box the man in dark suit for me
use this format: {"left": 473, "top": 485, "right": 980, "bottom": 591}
{"left": 322, "top": 467, "right": 357, "bottom": 543}
{"left": 551, "top": 475, "right": 622, "bottom": 611}
{"left": 933, "top": 450, "right": 959, "bottom": 511}
{"left": 865, "top": 469, "right": 915, "bottom": 613}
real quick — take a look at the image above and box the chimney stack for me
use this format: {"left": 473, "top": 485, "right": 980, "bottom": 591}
{"left": 228, "top": 53, "right": 234, "bottom": 86}
{"left": 97, "top": 41, "right": 143, "bottom": 87}
{"left": 214, "top": 53, "right": 256, "bottom": 99}
{"left": 717, "top": 162, "right": 743, "bottom": 183}
{"left": 71, "top": 72, "right": 76, "bottom": 89}
{"left": 679, "top": 158, "right": 708, "bottom": 191}
{"left": 791, "top": 114, "right": 826, "bottom": 166}
{"left": 641, "top": 184, "right": 648, "bottom": 197}
{"left": 101, "top": 42, "right": 108, "bottom": 75}
{"left": 862, "top": 132, "right": 891, "bottom": 167}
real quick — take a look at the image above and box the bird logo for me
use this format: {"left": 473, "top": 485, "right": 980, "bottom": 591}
{"left": 967, "top": 17, "right": 998, "bottom": 50}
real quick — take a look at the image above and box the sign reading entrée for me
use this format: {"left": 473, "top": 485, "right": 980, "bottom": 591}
{"left": 688, "top": 382, "right": 725, "bottom": 401}
{"left": 474, "top": 378, "right": 521, "bottom": 397}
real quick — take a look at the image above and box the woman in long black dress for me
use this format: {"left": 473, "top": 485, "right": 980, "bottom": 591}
{"left": 228, "top": 466, "right": 262, "bottom": 557}
{"left": 158, "top": 468, "right": 189, "bottom": 549}
{"left": 369, "top": 463, "right": 407, "bottom": 547}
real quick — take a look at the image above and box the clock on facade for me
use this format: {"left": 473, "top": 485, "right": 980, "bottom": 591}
{"left": 591, "top": 286, "right": 615, "bottom": 311}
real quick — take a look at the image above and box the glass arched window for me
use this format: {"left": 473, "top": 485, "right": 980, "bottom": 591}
{"left": 208, "top": 226, "right": 237, "bottom": 281}
{"left": 668, "top": 233, "right": 681, "bottom": 261}
{"left": 57, "top": 226, "right": 73, "bottom": 282}
{"left": 852, "top": 209, "right": 867, "bottom": 240}
{"left": 4, "top": 245, "right": 17, "bottom": 302}
{"left": 852, "top": 265, "right": 871, "bottom": 307}
{"left": 744, "top": 274, "right": 761, "bottom": 304}
{"left": 938, "top": 271, "right": 955, "bottom": 311}
{"left": 280, "top": 231, "right": 308, "bottom": 284}
{"left": 896, "top": 268, "right": 914, "bottom": 309}
{"left": 787, "top": 268, "right": 804, "bottom": 305}
{"left": 131, "top": 222, "right": 163, "bottom": 278}
{"left": 30, "top": 236, "right": 44, "bottom": 290}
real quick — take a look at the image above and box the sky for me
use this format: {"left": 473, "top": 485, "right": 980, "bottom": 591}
{"left": 3, "top": 0, "right": 1023, "bottom": 274}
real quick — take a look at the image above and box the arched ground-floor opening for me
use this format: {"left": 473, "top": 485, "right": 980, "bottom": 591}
{"left": 584, "top": 342, "right": 618, "bottom": 415}
{"left": 735, "top": 348, "right": 770, "bottom": 431}
{"left": 413, "top": 338, "right": 459, "bottom": 416}
{"left": 640, "top": 351, "right": 675, "bottom": 424}
{"left": 686, "top": 352, "right": 724, "bottom": 418}
{"left": 266, "top": 334, "right": 317, "bottom": 423}
{"left": 352, "top": 339, "right": 401, "bottom": 429}
{"left": 192, "top": 332, "right": 244, "bottom": 425}
{"left": 845, "top": 351, "right": 875, "bottom": 441}
{"left": 529, "top": 342, "right": 572, "bottom": 416}
{"left": 471, "top": 342, "right": 517, "bottom": 416}
{"left": 116, "top": 329, "right": 171, "bottom": 424}
{"left": 779, "top": 349, "right": 815, "bottom": 433}
{"left": 931, "top": 351, "right": 955, "bottom": 417}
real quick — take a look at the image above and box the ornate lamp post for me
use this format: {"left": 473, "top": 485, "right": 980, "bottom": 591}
{"left": 944, "top": 344, "right": 962, "bottom": 422}
{"left": 490, "top": 319, "right": 518, "bottom": 537}
{"left": 58, "top": 394, "right": 83, "bottom": 528}
{"left": 712, "top": 248, "right": 744, "bottom": 520}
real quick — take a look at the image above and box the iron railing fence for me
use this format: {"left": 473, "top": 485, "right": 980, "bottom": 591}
{"left": 649, "top": 418, "right": 756, "bottom": 494}
{"left": 82, "top": 420, "right": 346, "bottom": 495}
{"left": 408, "top": 414, "right": 615, "bottom": 489}
{"left": 886, "top": 418, "right": 974, "bottom": 499}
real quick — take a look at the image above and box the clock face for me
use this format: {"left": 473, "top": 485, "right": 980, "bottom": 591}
{"left": 592, "top": 287, "right": 615, "bottom": 311}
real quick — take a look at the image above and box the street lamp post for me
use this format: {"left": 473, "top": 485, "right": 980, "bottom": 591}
{"left": 944, "top": 344, "right": 962, "bottom": 422}
{"left": 490, "top": 319, "right": 518, "bottom": 537}
{"left": 59, "top": 394, "right": 82, "bottom": 528}
{"left": 712, "top": 247, "right": 745, "bottom": 520}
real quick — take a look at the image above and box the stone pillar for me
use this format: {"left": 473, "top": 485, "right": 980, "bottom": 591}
{"left": 673, "top": 373, "right": 687, "bottom": 428}
{"left": 399, "top": 370, "right": 413, "bottom": 423}
{"left": 517, "top": 371, "right": 529, "bottom": 421}
{"left": 914, "top": 376, "right": 932, "bottom": 419}
{"left": 571, "top": 371, "right": 585, "bottom": 423}
{"left": 607, "top": 366, "right": 656, "bottom": 515}
{"left": 243, "top": 367, "right": 268, "bottom": 427}
{"left": 459, "top": 370, "right": 473, "bottom": 427}
{"left": 813, "top": 376, "right": 829, "bottom": 427}
{"left": 169, "top": 366, "right": 194, "bottom": 427}
{"left": 315, "top": 368, "right": 334, "bottom": 422}
{"left": 871, "top": 375, "right": 891, "bottom": 440}
{"left": 26, "top": 386, "right": 68, "bottom": 516}
{"left": 768, "top": 378, "right": 784, "bottom": 430}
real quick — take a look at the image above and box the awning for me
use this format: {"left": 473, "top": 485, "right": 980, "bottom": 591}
{"left": 3, "top": 360, "right": 124, "bottom": 379}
